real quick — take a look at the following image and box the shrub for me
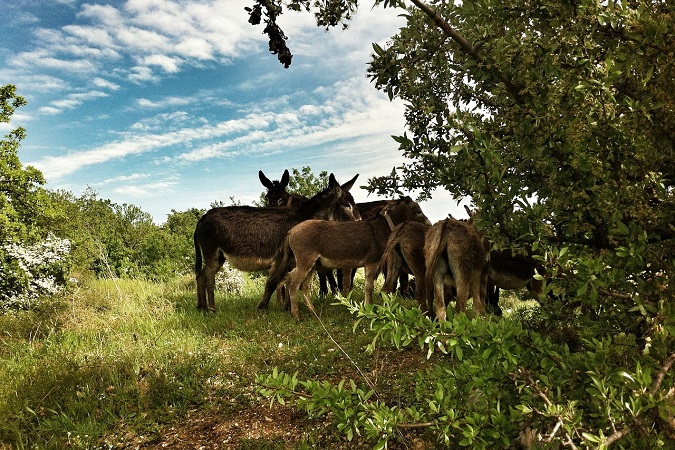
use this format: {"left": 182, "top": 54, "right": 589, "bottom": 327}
{"left": 1, "top": 234, "right": 72, "bottom": 311}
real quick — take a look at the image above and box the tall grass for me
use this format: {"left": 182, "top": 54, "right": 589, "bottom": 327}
{"left": 0, "top": 273, "right": 377, "bottom": 449}
{"left": 1, "top": 271, "right": 533, "bottom": 449}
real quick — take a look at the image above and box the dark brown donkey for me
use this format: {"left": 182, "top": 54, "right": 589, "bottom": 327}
{"left": 424, "top": 218, "right": 489, "bottom": 320}
{"left": 264, "top": 197, "right": 431, "bottom": 319}
{"left": 258, "top": 169, "right": 339, "bottom": 296}
{"left": 258, "top": 169, "right": 306, "bottom": 207}
{"left": 380, "top": 221, "right": 431, "bottom": 312}
{"left": 485, "top": 250, "right": 543, "bottom": 315}
{"left": 194, "top": 173, "right": 360, "bottom": 312}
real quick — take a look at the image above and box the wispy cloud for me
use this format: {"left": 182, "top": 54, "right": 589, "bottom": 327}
{"left": 38, "top": 90, "right": 109, "bottom": 115}
{"left": 92, "top": 77, "right": 120, "bottom": 90}
{"left": 136, "top": 96, "right": 191, "bottom": 109}
{"left": 94, "top": 173, "right": 152, "bottom": 186}
{"left": 5, "top": 1, "right": 262, "bottom": 106}
{"left": 113, "top": 180, "right": 179, "bottom": 198}
{"left": 31, "top": 74, "right": 404, "bottom": 181}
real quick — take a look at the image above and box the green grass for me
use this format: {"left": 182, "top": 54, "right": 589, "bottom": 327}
{"left": 0, "top": 272, "right": 538, "bottom": 449}
{"left": 0, "top": 273, "right": 389, "bottom": 449}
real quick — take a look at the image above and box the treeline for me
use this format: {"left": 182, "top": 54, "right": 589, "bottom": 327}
{"left": 1, "top": 183, "right": 208, "bottom": 310}
{"left": 45, "top": 189, "right": 205, "bottom": 280}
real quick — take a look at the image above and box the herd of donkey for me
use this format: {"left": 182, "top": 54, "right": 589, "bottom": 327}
{"left": 193, "top": 170, "right": 543, "bottom": 320}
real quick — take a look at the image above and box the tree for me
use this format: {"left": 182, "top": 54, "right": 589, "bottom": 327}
{"left": 248, "top": 1, "right": 675, "bottom": 448}
{"left": 288, "top": 166, "right": 329, "bottom": 198}
{"left": 1, "top": 85, "right": 70, "bottom": 309}
{"left": 0, "top": 85, "right": 52, "bottom": 242}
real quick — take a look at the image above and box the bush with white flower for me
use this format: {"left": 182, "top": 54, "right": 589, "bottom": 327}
{"left": 214, "top": 261, "right": 246, "bottom": 297}
{"left": 0, "top": 234, "right": 72, "bottom": 311}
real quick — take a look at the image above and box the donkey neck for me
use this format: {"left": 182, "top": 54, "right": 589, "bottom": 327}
{"left": 368, "top": 215, "right": 397, "bottom": 243}
{"left": 295, "top": 189, "right": 334, "bottom": 220}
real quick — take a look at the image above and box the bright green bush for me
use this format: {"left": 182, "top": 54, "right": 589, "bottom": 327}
{"left": 258, "top": 295, "right": 675, "bottom": 449}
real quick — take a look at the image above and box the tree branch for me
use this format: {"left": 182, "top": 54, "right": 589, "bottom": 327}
{"left": 649, "top": 351, "right": 675, "bottom": 395}
{"left": 512, "top": 368, "right": 579, "bottom": 450}
{"left": 602, "top": 352, "right": 675, "bottom": 446}
{"left": 407, "top": 0, "right": 523, "bottom": 101}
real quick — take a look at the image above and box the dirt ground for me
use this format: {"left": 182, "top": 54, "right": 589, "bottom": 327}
{"left": 102, "top": 401, "right": 434, "bottom": 450}
{"left": 101, "top": 349, "right": 434, "bottom": 450}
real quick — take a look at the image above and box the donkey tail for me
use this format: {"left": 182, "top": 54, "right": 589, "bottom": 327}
{"left": 268, "top": 237, "right": 295, "bottom": 287}
{"left": 194, "top": 231, "right": 202, "bottom": 274}
{"left": 378, "top": 223, "right": 404, "bottom": 275}
{"left": 424, "top": 221, "right": 447, "bottom": 291}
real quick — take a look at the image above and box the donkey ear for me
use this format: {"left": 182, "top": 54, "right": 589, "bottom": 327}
{"left": 259, "top": 170, "right": 274, "bottom": 189}
{"left": 340, "top": 173, "right": 359, "bottom": 192}
{"left": 280, "top": 169, "right": 290, "bottom": 188}
{"left": 463, "top": 205, "right": 474, "bottom": 218}
{"left": 329, "top": 173, "right": 338, "bottom": 188}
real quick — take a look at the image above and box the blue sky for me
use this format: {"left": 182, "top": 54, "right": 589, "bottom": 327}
{"left": 1, "top": 0, "right": 463, "bottom": 223}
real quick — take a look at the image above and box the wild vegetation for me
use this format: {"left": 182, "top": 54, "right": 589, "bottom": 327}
{"left": 248, "top": 0, "right": 675, "bottom": 447}
{"left": 3, "top": 0, "right": 675, "bottom": 445}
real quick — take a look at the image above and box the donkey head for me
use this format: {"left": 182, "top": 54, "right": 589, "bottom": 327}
{"left": 259, "top": 169, "right": 294, "bottom": 207}
{"left": 381, "top": 196, "right": 431, "bottom": 226}
{"left": 300, "top": 173, "right": 361, "bottom": 222}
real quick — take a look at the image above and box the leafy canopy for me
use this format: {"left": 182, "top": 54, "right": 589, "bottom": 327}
{"left": 0, "top": 85, "right": 51, "bottom": 242}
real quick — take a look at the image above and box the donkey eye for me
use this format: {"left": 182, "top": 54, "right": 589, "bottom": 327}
{"left": 277, "top": 199, "right": 285, "bottom": 206}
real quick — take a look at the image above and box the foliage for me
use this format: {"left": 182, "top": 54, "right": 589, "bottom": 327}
{"left": 287, "top": 166, "right": 330, "bottom": 198}
{"left": 259, "top": 295, "right": 675, "bottom": 449}
{"left": 1, "top": 85, "right": 70, "bottom": 310}
{"left": 0, "top": 234, "right": 72, "bottom": 311}
{"left": 364, "top": 0, "right": 675, "bottom": 338}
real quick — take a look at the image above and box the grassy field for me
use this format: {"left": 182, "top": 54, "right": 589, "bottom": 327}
{"left": 1, "top": 272, "right": 469, "bottom": 449}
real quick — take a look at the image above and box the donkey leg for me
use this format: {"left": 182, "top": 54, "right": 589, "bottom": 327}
{"left": 317, "top": 271, "right": 328, "bottom": 297}
{"left": 364, "top": 264, "right": 377, "bottom": 304}
{"left": 340, "top": 269, "right": 353, "bottom": 297}
{"left": 397, "top": 272, "right": 410, "bottom": 297}
{"left": 470, "top": 272, "right": 486, "bottom": 314}
{"left": 205, "top": 263, "right": 220, "bottom": 312}
{"left": 433, "top": 272, "right": 447, "bottom": 321}
{"left": 301, "top": 273, "right": 317, "bottom": 316}
{"left": 485, "top": 283, "right": 502, "bottom": 316}
{"left": 197, "top": 257, "right": 220, "bottom": 311}
{"left": 454, "top": 274, "right": 469, "bottom": 313}
{"left": 288, "top": 266, "right": 314, "bottom": 320}
{"left": 196, "top": 269, "right": 207, "bottom": 310}
{"left": 327, "top": 270, "right": 339, "bottom": 295}
{"left": 381, "top": 252, "right": 401, "bottom": 295}
{"left": 286, "top": 269, "right": 302, "bottom": 320}
{"left": 414, "top": 275, "right": 427, "bottom": 313}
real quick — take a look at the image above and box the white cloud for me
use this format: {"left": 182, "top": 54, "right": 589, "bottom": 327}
{"left": 31, "top": 70, "right": 405, "bottom": 181}
{"left": 113, "top": 180, "right": 179, "bottom": 197}
{"left": 128, "top": 66, "right": 159, "bottom": 83}
{"left": 140, "top": 54, "right": 182, "bottom": 73}
{"left": 38, "top": 90, "right": 109, "bottom": 115}
{"left": 92, "top": 173, "right": 152, "bottom": 186}
{"left": 136, "top": 97, "right": 191, "bottom": 109}
{"left": 92, "top": 77, "right": 120, "bottom": 90}
{"left": 62, "top": 24, "right": 116, "bottom": 48}
{"left": 38, "top": 106, "right": 63, "bottom": 115}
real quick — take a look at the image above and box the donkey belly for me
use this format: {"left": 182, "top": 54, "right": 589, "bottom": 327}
{"left": 318, "top": 255, "right": 365, "bottom": 269}
{"left": 489, "top": 271, "right": 529, "bottom": 290}
{"left": 222, "top": 252, "right": 273, "bottom": 272}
